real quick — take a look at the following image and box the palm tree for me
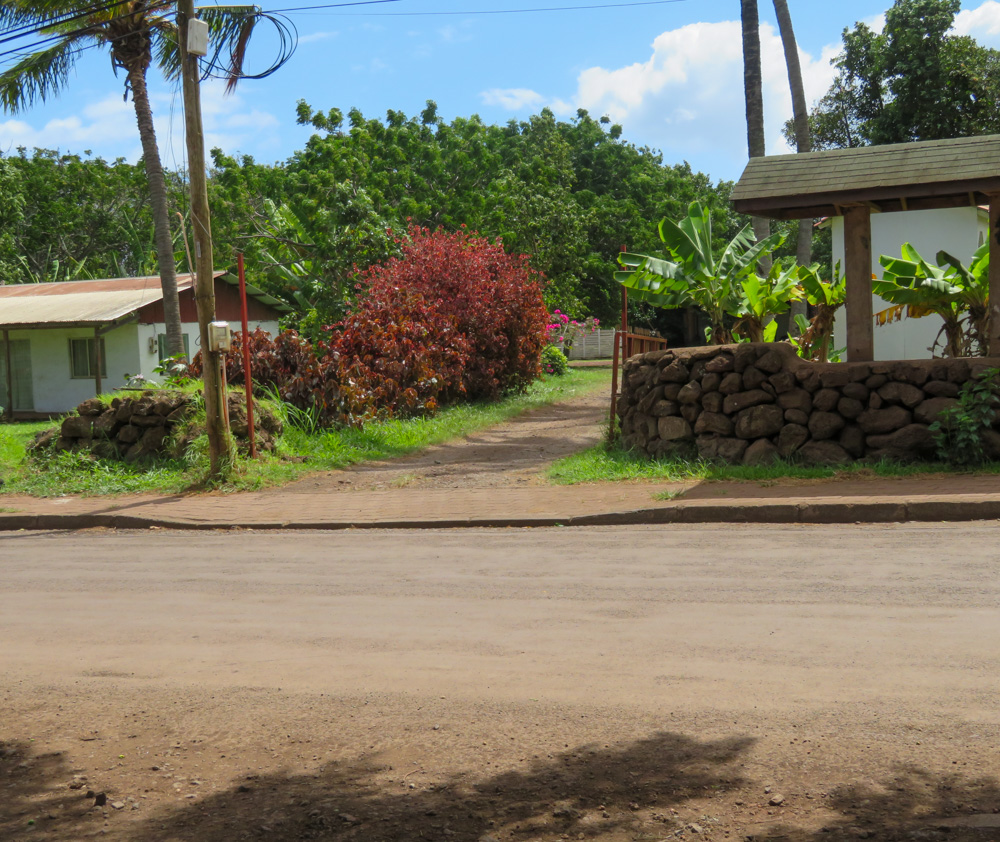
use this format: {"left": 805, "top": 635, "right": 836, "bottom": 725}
{"left": 772, "top": 0, "right": 813, "bottom": 330}
{"left": 740, "top": 0, "right": 771, "bottom": 275}
{"left": 0, "top": 1, "right": 257, "bottom": 359}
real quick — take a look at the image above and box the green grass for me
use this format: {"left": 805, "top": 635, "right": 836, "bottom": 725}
{"left": 0, "top": 368, "right": 610, "bottom": 497}
{"left": 547, "top": 439, "right": 1000, "bottom": 486}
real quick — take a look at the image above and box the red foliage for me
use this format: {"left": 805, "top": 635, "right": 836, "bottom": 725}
{"left": 190, "top": 226, "right": 549, "bottom": 426}
{"left": 331, "top": 224, "right": 549, "bottom": 409}
{"left": 190, "top": 328, "right": 373, "bottom": 426}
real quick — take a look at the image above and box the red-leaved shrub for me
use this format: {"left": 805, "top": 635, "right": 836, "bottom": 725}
{"left": 332, "top": 224, "right": 549, "bottom": 409}
{"left": 193, "top": 225, "right": 549, "bottom": 426}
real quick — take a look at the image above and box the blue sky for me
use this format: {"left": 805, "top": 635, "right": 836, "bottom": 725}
{"left": 3, "top": 0, "right": 1000, "bottom": 183}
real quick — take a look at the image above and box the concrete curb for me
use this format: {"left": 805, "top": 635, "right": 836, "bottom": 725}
{"left": 3, "top": 498, "right": 1000, "bottom": 531}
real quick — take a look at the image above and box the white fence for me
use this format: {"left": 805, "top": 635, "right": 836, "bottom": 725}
{"left": 558, "top": 329, "right": 618, "bottom": 360}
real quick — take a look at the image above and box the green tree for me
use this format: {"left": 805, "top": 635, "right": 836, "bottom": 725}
{"left": 0, "top": 1, "right": 260, "bottom": 357}
{"left": 803, "top": 0, "right": 1000, "bottom": 149}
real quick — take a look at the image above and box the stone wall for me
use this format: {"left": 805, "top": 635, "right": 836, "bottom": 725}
{"left": 32, "top": 390, "right": 281, "bottom": 462}
{"left": 617, "top": 342, "right": 1000, "bottom": 465}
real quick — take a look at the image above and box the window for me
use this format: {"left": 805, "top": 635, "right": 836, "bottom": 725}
{"left": 69, "top": 338, "right": 107, "bottom": 379}
{"left": 157, "top": 333, "right": 190, "bottom": 362}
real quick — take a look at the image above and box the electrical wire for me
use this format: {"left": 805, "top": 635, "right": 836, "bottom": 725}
{"left": 268, "top": 0, "right": 689, "bottom": 14}
{"left": 0, "top": 0, "right": 137, "bottom": 47}
{"left": 197, "top": 11, "right": 298, "bottom": 83}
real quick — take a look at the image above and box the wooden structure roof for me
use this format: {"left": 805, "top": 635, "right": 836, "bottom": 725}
{"left": 731, "top": 134, "right": 1000, "bottom": 220}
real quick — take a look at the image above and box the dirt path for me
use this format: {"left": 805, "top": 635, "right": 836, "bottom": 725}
{"left": 280, "top": 386, "right": 608, "bottom": 493}
{"left": 3, "top": 524, "right": 1000, "bottom": 842}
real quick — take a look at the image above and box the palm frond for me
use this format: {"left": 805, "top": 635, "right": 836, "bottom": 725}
{"left": 0, "top": 36, "right": 81, "bottom": 113}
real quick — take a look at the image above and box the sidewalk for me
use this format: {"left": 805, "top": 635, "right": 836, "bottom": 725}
{"left": 3, "top": 473, "right": 1000, "bottom": 531}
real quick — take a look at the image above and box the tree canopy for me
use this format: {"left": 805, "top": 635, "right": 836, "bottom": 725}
{"left": 799, "top": 0, "right": 1000, "bottom": 149}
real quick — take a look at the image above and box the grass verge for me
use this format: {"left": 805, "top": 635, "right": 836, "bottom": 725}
{"left": 0, "top": 368, "right": 610, "bottom": 497}
{"left": 547, "top": 439, "right": 1000, "bottom": 486}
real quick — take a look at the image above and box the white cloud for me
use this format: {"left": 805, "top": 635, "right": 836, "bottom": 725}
{"left": 480, "top": 88, "right": 546, "bottom": 110}
{"left": 954, "top": 0, "right": 1000, "bottom": 42}
{"left": 298, "top": 30, "right": 337, "bottom": 44}
{"left": 0, "top": 81, "right": 281, "bottom": 166}
{"left": 564, "top": 20, "right": 840, "bottom": 177}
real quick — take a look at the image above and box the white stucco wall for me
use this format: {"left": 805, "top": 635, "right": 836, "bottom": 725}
{"left": 831, "top": 207, "right": 988, "bottom": 360}
{"left": 10, "top": 323, "right": 143, "bottom": 414}
{"left": 10, "top": 318, "right": 281, "bottom": 414}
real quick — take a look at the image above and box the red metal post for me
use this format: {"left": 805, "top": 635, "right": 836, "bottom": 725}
{"left": 237, "top": 253, "right": 257, "bottom": 459}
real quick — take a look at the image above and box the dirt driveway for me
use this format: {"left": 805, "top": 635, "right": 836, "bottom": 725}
{"left": 3, "top": 524, "right": 1000, "bottom": 842}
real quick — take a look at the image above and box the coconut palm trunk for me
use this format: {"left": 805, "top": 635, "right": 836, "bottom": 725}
{"left": 740, "top": 0, "right": 771, "bottom": 273}
{"left": 123, "top": 56, "right": 186, "bottom": 360}
{"left": 773, "top": 0, "right": 813, "bottom": 331}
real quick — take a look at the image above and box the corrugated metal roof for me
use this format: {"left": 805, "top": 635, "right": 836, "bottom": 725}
{"left": 0, "top": 272, "right": 290, "bottom": 328}
{"left": 731, "top": 134, "right": 1000, "bottom": 218}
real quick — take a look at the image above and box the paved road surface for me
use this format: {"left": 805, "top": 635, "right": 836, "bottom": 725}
{"left": 2, "top": 524, "right": 1000, "bottom": 841}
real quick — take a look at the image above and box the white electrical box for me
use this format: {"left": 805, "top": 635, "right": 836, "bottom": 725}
{"left": 188, "top": 18, "right": 209, "bottom": 56}
{"left": 209, "top": 321, "right": 231, "bottom": 352}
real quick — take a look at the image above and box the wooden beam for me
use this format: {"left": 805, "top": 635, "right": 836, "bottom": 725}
{"left": 3, "top": 329, "right": 12, "bottom": 421}
{"left": 93, "top": 326, "right": 103, "bottom": 397}
{"left": 989, "top": 195, "right": 1000, "bottom": 356}
{"left": 844, "top": 206, "right": 874, "bottom": 362}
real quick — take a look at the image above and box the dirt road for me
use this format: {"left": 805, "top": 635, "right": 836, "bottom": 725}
{"left": 3, "top": 523, "right": 1000, "bottom": 841}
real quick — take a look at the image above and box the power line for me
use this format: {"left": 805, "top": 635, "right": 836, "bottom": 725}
{"left": 264, "top": 0, "right": 401, "bottom": 13}
{"left": 269, "top": 0, "right": 690, "bottom": 15}
{"left": 0, "top": 0, "right": 149, "bottom": 48}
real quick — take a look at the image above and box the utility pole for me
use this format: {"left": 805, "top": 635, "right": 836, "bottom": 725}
{"left": 178, "top": 0, "right": 231, "bottom": 477}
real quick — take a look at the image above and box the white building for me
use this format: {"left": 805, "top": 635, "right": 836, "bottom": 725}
{"left": 0, "top": 273, "right": 288, "bottom": 417}
{"left": 829, "top": 206, "right": 988, "bottom": 360}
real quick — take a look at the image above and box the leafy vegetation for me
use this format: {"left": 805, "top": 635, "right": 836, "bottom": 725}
{"left": 615, "top": 201, "right": 787, "bottom": 343}
{"left": 876, "top": 242, "right": 990, "bottom": 357}
{"left": 0, "top": 369, "right": 609, "bottom": 497}
{"left": 799, "top": 0, "right": 1000, "bottom": 149}
{"left": 929, "top": 368, "right": 1000, "bottom": 465}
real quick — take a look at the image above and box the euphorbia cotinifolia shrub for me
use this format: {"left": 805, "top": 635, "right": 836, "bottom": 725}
{"left": 193, "top": 225, "right": 549, "bottom": 424}
{"left": 335, "top": 224, "right": 550, "bottom": 413}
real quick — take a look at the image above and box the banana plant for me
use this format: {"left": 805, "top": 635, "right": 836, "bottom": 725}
{"left": 791, "top": 262, "right": 847, "bottom": 363}
{"left": 616, "top": 201, "right": 785, "bottom": 344}
{"left": 734, "top": 260, "right": 802, "bottom": 343}
{"left": 876, "top": 242, "right": 988, "bottom": 357}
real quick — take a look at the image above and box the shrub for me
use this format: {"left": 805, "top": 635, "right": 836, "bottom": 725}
{"left": 333, "top": 224, "right": 549, "bottom": 409}
{"left": 929, "top": 367, "right": 1000, "bottom": 465}
{"left": 542, "top": 344, "right": 569, "bottom": 376}
{"left": 190, "top": 328, "right": 374, "bottom": 427}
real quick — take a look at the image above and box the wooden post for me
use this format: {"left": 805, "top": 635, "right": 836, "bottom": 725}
{"left": 990, "top": 195, "right": 1000, "bottom": 357}
{"left": 3, "top": 329, "right": 12, "bottom": 420}
{"left": 843, "top": 205, "right": 874, "bottom": 362}
{"left": 93, "top": 326, "right": 103, "bottom": 397}
{"left": 179, "top": 0, "right": 231, "bottom": 476}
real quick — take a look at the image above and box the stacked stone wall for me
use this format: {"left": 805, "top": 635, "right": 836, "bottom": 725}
{"left": 617, "top": 343, "right": 1000, "bottom": 464}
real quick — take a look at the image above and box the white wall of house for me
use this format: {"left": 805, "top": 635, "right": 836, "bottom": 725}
{"left": 8, "top": 318, "right": 281, "bottom": 415}
{"left": 831, "top": 207, "right": 988, "bottom": 360}
{"left": 10, "top": 323, "right": 142, "bottom": 414}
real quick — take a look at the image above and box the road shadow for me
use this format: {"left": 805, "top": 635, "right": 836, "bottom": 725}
{"left": 134, "top": 731, "right": 752, "bottom": 841}
{"left": 0, "top": 739, "right": 98, "bottom": 841}
{"left": 761, "top": 765, "right": 1000, "bottom": 842}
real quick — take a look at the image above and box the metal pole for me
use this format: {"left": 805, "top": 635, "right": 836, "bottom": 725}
{"left": 179, "top": 0, "right": 230, "bottom": 476}
{"left": 237, "top": 253, "right": 257, "bottom": 458}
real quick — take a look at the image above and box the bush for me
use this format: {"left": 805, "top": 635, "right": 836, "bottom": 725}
{"left": 542, "top": 344, "right": 569, "bottom": 376}
{"left": 929, "top": 367, "right": 1000, "bottom": 465}
{"left": 191, "top": 226, "right": 549, "bottom": 426}
{"left": 330, "top": 223, "right": 549, "bottom": 410}
{"left": 190, "top": 328, "right": 374, "bottom": 427}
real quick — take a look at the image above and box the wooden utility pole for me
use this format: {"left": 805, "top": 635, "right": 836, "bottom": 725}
{"left": 178, "top": 0, "right": 231, "bottom": 476}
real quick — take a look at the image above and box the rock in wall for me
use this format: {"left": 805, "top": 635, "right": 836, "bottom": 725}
{"left": 617, "top": 343, "right": 1000, "bottom": 465}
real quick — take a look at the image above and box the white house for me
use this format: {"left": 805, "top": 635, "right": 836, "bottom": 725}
{"left": 0, "top": 273, "right": 289, "bottom": 417}
{"left": 829, "top": 206, "right": 988, "bottom": 360}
